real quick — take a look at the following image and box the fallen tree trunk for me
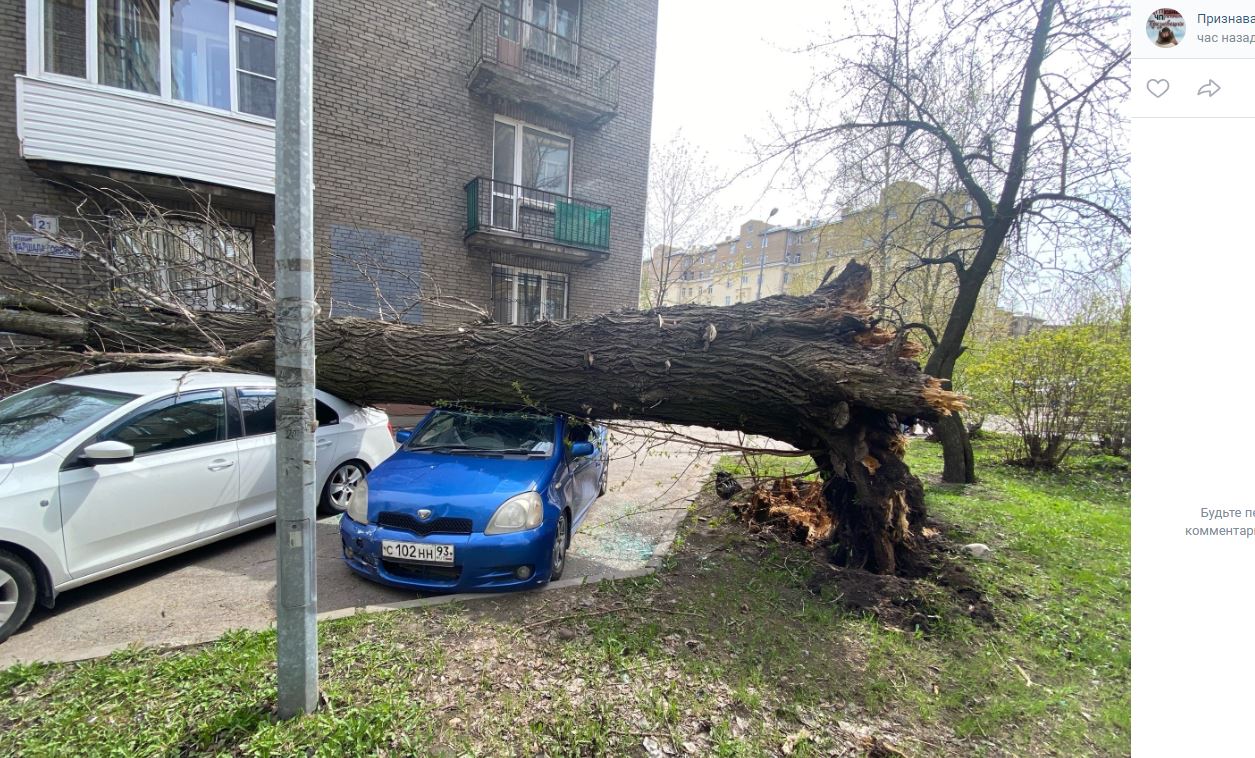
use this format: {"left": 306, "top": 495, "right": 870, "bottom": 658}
{"left": 0, "top": 261, "right": 960, "bottom": 574}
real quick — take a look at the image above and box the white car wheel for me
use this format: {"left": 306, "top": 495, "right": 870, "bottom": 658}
{"left": 0, "top": 551, "right": 37, "bottom": 644}
{"left": 320, "top": 461, "right": 368, "bottom": 516}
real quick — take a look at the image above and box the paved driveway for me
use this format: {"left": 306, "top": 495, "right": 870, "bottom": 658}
{"left": 0, "top": 425, "right": 728, "bottom": 666}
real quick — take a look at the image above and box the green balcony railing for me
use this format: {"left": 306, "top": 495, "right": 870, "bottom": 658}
{"left": 464, "top": 177, "right": 611, "bottom": 252}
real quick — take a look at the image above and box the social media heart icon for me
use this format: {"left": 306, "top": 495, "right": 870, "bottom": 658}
{"left": 1147, "top": 79, "right": 1170, "bottom": 98}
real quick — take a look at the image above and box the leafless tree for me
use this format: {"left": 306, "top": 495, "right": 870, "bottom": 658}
{"left": 641, "top": 133, "right": 736, "bottom": 309}
{"left": 763, "top": 0, "right": 1130, "bottom": 482}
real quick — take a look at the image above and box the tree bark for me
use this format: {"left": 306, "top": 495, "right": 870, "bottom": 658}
{"left": 0, "top": 262, "right": 961, "bottom": 575}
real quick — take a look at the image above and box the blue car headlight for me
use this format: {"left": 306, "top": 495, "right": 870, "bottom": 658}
{"left": 485, "top": 492, "right": 544, "bottom": 535}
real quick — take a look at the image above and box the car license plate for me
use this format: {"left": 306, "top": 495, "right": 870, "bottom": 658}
{"left": 381, "top": 540, "right": 454, "bottom": 564}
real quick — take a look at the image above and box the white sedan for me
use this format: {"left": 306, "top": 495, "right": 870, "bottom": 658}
{"left": 0, "top": 371, "right": 395, "bottom": 643}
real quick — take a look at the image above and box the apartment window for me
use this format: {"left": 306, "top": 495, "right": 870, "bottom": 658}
{"left": 724, "top": 296, "right": 731, "bottom": 306}
{"left": 493, "top": 117, "right": 571, "bottom": 194}
{"left": 233, "top": 3, "right": 277, "bottom": 117}
{"left": 744, "top": 239, "right": 752, "bottom": 249}
{"left": 740, "top": 274, "right": 748, "bottom": 284}
{"left": 783, "top": 272, "right": 791, "bottom": 285}
{"left": 761, "top": 236, "right": 768, "bottom": 249}
{"left": 112, "top": 217, "right": 255, "bottom": 311}
{"left": 44, "top": 0, "right": 87, "bottom": 76}
{"left": 36, "top": 0, "right": 276, "bottom": 118}
{"left": 99, "top": 0, "right": 160, "bottom": 94}
{"left": 492, "top": 264, "right": 568, "bottom": 324}
{"left": 500, "top": 0, "right": 581, "bottom": 64}
{"left": 171, "top": 0, "right": 228, "bottom": 109}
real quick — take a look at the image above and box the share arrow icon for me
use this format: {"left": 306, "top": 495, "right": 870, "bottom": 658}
{"left": 1197, "top": 79, "right": 1222, "bottom": 97}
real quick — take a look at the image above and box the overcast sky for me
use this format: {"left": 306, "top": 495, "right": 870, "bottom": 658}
{"left": 649, "top": 1, "right": 845, "bottom": 232}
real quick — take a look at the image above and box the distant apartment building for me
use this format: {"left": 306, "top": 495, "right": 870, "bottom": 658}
{"left": 643, "top": 180, "right": 1006, "bottom": 341}
{"left": 642, "top": 216, "right": 824, "bottom": 308}
{"left": 3, "top": 0, "right": 657, "bottom": 327}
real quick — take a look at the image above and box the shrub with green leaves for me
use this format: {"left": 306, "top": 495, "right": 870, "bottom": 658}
{"left": 964, "top": 321, "right": 1128, "bottom": 468}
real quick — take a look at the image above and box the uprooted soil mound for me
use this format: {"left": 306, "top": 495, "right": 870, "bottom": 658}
{"left": 726, "top": 475, "right": 995, "bottom": 631}
{"left": 736, "top": 476, "right": 835, "bottom": 545}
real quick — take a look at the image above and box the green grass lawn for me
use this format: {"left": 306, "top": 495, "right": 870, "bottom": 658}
{"left": 0, "top": 437, "right": 1129, "bottom": 756}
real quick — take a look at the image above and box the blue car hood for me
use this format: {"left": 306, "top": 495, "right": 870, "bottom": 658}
{"left": 367, "top": 451, "right": 556, "bottom": 526}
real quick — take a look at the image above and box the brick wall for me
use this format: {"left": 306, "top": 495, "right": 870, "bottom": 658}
{"left": 312, "top": 0, "right": 657, "bottom": 327}
{"left": 2, "top": 0, "right": 658, "bottom": 329}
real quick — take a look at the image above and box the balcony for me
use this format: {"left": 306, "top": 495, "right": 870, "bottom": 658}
{"left": 464, "top": 177, "right": 611, "bottom": 265}
{"left": 467, "top": 5, "right": 620, "bottom": 128}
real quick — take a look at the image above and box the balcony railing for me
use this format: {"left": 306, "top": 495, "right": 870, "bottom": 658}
{"left": 468, "top": 5, "right": 620, "bottom": 123}
{"left": 465, "top": 177, "right": 611, "bottom": 253}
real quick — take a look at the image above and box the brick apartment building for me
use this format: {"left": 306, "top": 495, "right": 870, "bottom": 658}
{"left": 2, "top": 0, "right": 657, "bottom": 328}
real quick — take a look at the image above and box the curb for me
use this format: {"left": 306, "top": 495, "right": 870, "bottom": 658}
{"left": 315, "top": 565, "right": 658, "bottom": 623}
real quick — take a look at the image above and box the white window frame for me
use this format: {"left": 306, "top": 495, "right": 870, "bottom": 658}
{"left": 492, "top": 264, "right": 569, "bottom": 325}
{"left": 230, "top": 1, "right": 278, "bottom": 116}
{"left": 26, "top": 0, "right": 276, "bottom": 123}
{"left": 490, "top": 115, "right": 574, "bottom": 225}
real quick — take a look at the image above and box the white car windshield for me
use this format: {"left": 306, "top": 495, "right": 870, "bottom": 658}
{"left": 406, "top": 410, "right": 556, "bottom": 455}
{"left": 0, "top": 383, "right": 137, "bottom": 463}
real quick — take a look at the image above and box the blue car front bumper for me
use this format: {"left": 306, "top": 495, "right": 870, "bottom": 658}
{"left": 339, "top": 516, "right": 557, "bottom": 593}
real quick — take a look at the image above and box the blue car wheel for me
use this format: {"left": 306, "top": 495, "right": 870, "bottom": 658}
{"left": 551, "top": 511, "right": 569, "bottom": 580}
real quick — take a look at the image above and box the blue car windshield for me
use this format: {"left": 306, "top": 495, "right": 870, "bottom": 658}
{"left": 0, "top": 383, "right": 137, "bottom": 463}
{"left": 406, "top": 410, "right": 556, "bottom": 456}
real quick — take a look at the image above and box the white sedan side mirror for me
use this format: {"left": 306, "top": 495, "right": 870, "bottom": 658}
{"left": 81, "top": 441, "right": 136, "bottom": 464}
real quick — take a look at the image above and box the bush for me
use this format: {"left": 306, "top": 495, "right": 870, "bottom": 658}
{"left": 964, "top": 321, "right": 1129, "bottom": 469}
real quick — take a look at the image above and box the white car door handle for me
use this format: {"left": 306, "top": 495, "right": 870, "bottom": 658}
{"left": 316, "top": 439, "right": 333, "bottom": 448}
{"left": 208, "top": 460, "right": 235, "bottom": 471}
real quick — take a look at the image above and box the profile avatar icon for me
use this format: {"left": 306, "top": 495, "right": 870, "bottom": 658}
{"left": 1147, "top": 8, "right": 1184, "bottom": 49}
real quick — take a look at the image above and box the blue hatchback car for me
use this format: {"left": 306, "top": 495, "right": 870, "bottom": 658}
{"left": 340, "top": 408, "right": 608, "bottom": 592}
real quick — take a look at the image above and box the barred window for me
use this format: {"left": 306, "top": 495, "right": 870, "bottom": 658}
{"left": 112, "top": 217, "right": 255, "bottom": 311}
{"left": 492, "top": 264, "right": 568, "bottom": 324}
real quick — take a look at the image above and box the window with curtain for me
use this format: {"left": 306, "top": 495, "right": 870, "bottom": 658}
{"left": 502, "top": 0, "right": 580, "bottom": 63}
{"left": 40, "top": 0, "right": 275, "bottom": 118}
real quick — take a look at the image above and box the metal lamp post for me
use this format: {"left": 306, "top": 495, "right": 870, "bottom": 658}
{"left": 274, "top": 0, "right": 318, "bottom": 719}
